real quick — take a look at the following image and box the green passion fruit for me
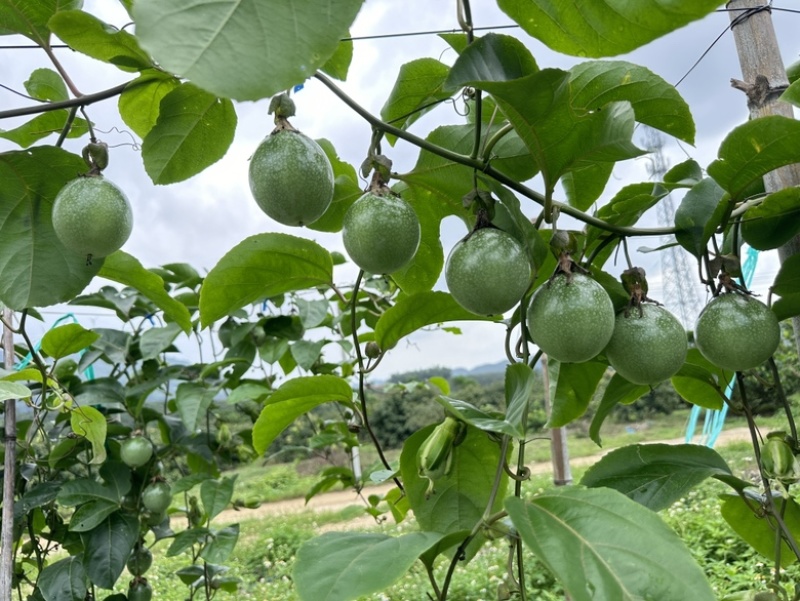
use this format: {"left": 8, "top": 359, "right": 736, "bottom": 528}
{"left": 52, "top": 176, "right": 133, "bottom": 262}
{"left": 120, "top": 436, "right": 153, "bottom": 468}
{"left": 694, "top": 293, "right": 780, "bottom": 372}
{"left": 141, "top": 481, "right": 172, "bottom": 514}
{"left": 445, "top": 228, "right": 531, "bottom": 316}
{"left": 604, "top": 304, "right": 688, "bottom": 385}
{"left": 248, "top": 129, "right": 334, "bottom": 226}
{"left": 342, "top": 192, "right": 420, "bottom": 274}
{"left": 528, "top": 273, "right": 615, "bottom": 363}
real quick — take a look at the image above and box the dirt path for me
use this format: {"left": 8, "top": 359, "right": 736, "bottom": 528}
{"left": 211, "top": 426, "right": 753, "bottom": 526}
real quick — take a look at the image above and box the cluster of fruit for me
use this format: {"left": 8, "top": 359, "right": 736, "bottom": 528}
{"left": 248, "top": 108, "right": 781, "bottom": 384}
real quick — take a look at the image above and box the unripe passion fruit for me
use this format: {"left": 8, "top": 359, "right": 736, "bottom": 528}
{"left": 126, "top": 544, "right": 153, "bottom": 576}
{"left": 248, "top": 129, "right": 334, "bottom": 226}
{"left": 52, "top": 176, "right": 133, "bottom": 261}
{"left": 128, "top": 579, "right": 153, "bottom": 601}
{"left": 342, "top": 192, "right": 420, "bottom": 273}
{"left": 445, "top": 228, "right": 531, "bottom": 316}
{"left": 528, "top": 273, "right": 615, "bottom": 363}
{"left": 604, "top": 304, "right": 688, "bottom": 385}
{"left": 120, "top": 436, "right": 153, "bottom": 468}
{"left": 694, "top": 293, "right": 780, "bottom": 372}
{"left": 141, "top": 481, "right": 172, "bottom": 513}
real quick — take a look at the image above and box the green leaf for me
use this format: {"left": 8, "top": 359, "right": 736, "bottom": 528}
{"left": 781, "top": 77, "right": 800, "bottom": 107}
{"left": 133, "top": 0, "right": 363, "bottom": 101}
{"left": 381, "top": 58, "right": 453, "bottom": 143}
{"left": 773, "top": 294, "right": 800, "bottom": 321}
{"left": 142, "top": 82, "right": 237, "bottom": 184}
{"left": 98, "top": 251, "right": 192, "bottom": 333}
{"left": 68, "top": 500, "right": 118, "bottom": 532}
{"left": 294, "top": 531, "right": 443, "bottom": 601}
{"left": 139, "top": 322, "right": 183, "bottom": 360}
{"left": 580, "top": 443, "right": 736, "bottom": 511}
{"left": 41, "top": 323, "right": 99, "bottom": 359}
{"left": 168, "top": 528, "right": 209, "bottom": 557}
{"left": 200, "top": 233, "right": 333, "bottom": 328}
{"left": 445, "top": 33, "right": 538, "bottom": 90}
{"left": 0, "top": 0, "right": 82, "bottom": 45}
{"left": 561, "top": 162, "right": 614, "bottom": 211}
{"left": 81, "top": 512, "right": 139, "bottom": 589}
{"left": 0, "top": 147, "right": 101, "bottom": 310}
{"left": 291, "top": 339, "right": 327, "bottom": 371}
{"left": 506, "top": 489, "right": 715, "bottom": 601}
{"left": 70, "top": 405, "right": 107, "bottom": 465}
{"left": 504, "top": 362, "right": 536, "bottom": 438}
{"left": 252, "top": 375, "right": 354, "bottom": 456}
{"left": 48, "top": 10, "right": 151, "bottom": 71}
{"left": 320, "top": 37, "right": 353, "bottom": 81}
{"left": 435, "top": 396, "right": 516, "bottom": 437}
{"left": 306, "top": 138, "right": 362, "bottom": 233}
{"left": 720, "top": 492, "right": 800, "bottom": 568}
{"left": 674, "top": 178, "right": 728, "bottom": 258}
{"left": 671, "top": 357, "right": 726, "bottom": 411}
{"left": 37, "top": 556, "right": 87, "bottom": 601}
{"left": 741, "top": 187, "right": 800, "bottom": 251}
{"left": 374, "top": 291, "right": 498, "bottom": 352}
{"left": 201, "top": 476, "right": 236, "bottom": 521}
{"left": 498, "top": 0, "right": 723, "bottom": 58}
{"left": 589, "top": 374, "right": 649, "bottom": 446}
{"left": 664, "top": 159, "right": 703, "bottom": 185}
{"left": 400, "top": 424, "right": 508, "bottom": 538}
{"left": 201, "top": 524, "right": 240, "bottom": 564}
{"left": 24, "top": 67, "right": 67, "bottom": 101}
{"left": 548, "top": 360, "right": 607, "bottom": 427}
{"left": 0, "top": 381, "right": 32, "bottom": 402}
{"left": 773, "top": 253, "right": 800, "bottom": 297}
{"left": 118, "top": 70, "right": 181, "bottom": 139}
{"left": 0, "top": 110, "right": 88, "bottom": 148}
{"left": 175, "top": 382, "right": 217, "bottom": 432}
{"left": 296, "top": 298, "right": 329, "bottom": 329}
{"left": 707, "top": 116, "right": 800, "bottom": 200}
{"left": 567, "top": 60, "right": 695, "bottom": 143}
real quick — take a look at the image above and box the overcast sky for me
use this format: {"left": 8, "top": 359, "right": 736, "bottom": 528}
{"left": 2, "top": 2, "right": 798, "bottom": 378}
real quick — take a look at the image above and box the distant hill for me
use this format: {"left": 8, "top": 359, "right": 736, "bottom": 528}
{"left": 452, "top": 360, "right": 507, "bottom": 377}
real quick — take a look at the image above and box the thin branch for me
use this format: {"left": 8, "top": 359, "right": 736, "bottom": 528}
{"left": 0, "top": 81, "right": 134, "bottom": 120}
{"left": 314, "top": 72, "right": 678, "bottom": 238}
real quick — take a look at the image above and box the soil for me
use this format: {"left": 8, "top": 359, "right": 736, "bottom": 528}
{"left": 207, "top": 426, "right": 754, "bottom": 527}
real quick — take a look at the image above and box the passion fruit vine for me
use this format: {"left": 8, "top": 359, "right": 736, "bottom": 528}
{"left": 445, "top": 227, "right": 531, "bottom": 316}
{"left": 528, "top": 273, "right": 615, "bottom": 363}
{"left": 694, "top": 292, "right": 780, "bottom": 372}
{"left": 52, "top": 175, "right": 133, "bottom": 264}
{"left": 248, "top": 124, "right": 334, "bottom": 226}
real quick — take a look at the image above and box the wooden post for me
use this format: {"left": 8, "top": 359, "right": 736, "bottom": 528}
{"left": 541, "top": 354, "right": 572, "bottom": 486}
{"left": 1, "top": 309, "right": 16, "bottom": 597}
{"left": 727, "top": 0, "right": 800, "bottom": 356}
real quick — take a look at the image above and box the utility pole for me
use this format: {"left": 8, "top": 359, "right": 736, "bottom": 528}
{"left": 541, "top": 355, "right": 572, "bottom": 486}
{"left": 727, "top": 0, "right": 800, "bottom": 356}
{"left": 1, "top": 309, "right": 15, "bottom": 598}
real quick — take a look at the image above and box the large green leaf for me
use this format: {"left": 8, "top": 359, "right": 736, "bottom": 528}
{"left": 548, "top": 360, "right": 607, "bottom": 427}
{"left": 506, "top": 489, "right": 716, "bottom": 601}
{"left": 445, "top": 33, "right": 538, "bottom": 88}
{"left": 707, "top": 116, "right": 800, "bottom": 200}
{"left": 139, "top": 322, "right": 183, "bottom": 360}
{"left": 81, "top": 512, "right": 139, "bottom": 589}
{"left": 41, "top": 323, "right": 98, "bottom": 358}
{"left": 118, "top": 70, "right": 181, "bottom": 138}
{"left": 320, "top": 37, "right": 353, "bottom": 81}
{"left": 580, "top": 443, "right": 737, "bottom": 511}
{"left": 67, "top": 500, "right": 118, "bottom": 532}
{"left": 0, "top": 0, "right": 83, "bottom": 45}
{"left": 561, "top": 162, "right": 614, "bottom": 211}
{"left": 24, "top": 67, "right": 68, "bottom": 101}
{"left": 589, "top": 373, "right": 649, "bottom": 446}
{"left": 498, "top": 0, "right": 723, "bottom": 58}
{"left": 0, "top": 147, "right": 101, "bottom": 310}
{"left": 175, "top": 382, "right": 217, "bottom": 432}
{"left": 37, "top": 556, "right": 87, "bottom": 601}
{"left": 399, "top": 424, "right": 508, "bottom": 537}
{"left": 781, "top": 77, "right": 800, "bottom": 107}
{"left": 381, "top": 58, "right": 453, "bottom": 143}
{"left": 741, "top": 187, "right": 800, "bottom": 251}
{"left": 252, "top": 375, "right": 354, "bottom": 456}
{"left": 98, "top": 251, "right": 192, "bottom": 332}
{"left": 201, "top": 476, "right": 236, "bottom": 521}
{"left": 0, "top": 110, "right": 88, "bottom": 148}
{"left": 0, "top": 381, "right": 32, "bottom": 402}
{"left": 670, "top": 349, "right": 727, "bottom": 410}
{"left": 373, "top": 291, "right": 498, "bottom": 352}
{"left": 306, "top": 138, "right": 362, "bottom": 233}
{"left": 567, "top": 60, "right": 695, "bottom": 143}
{"left": 720, "top": 492, "right": 800, "bottom": 568}
{"left": 201, "top": 523, "right": 240, "bottom": 564}
{"left": 48, "top": 10, "right": 151, "bottom": 71}
{"left": 674, "top": 177, "right": 728, "bottom": 258}
{"left": 200, "top": 233, "right": 333, "bottom": 327}
{"left": 133, "top": 0, "right": 364, "bottom": 101}
{"left": 294, "top": 531, "right": 443, "bottom": 601}
{"left": 773, "top": 253, "right": 800, "bottom": 297}
{"left": 142, "top": 82, "right": 236, "bottom": 184}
